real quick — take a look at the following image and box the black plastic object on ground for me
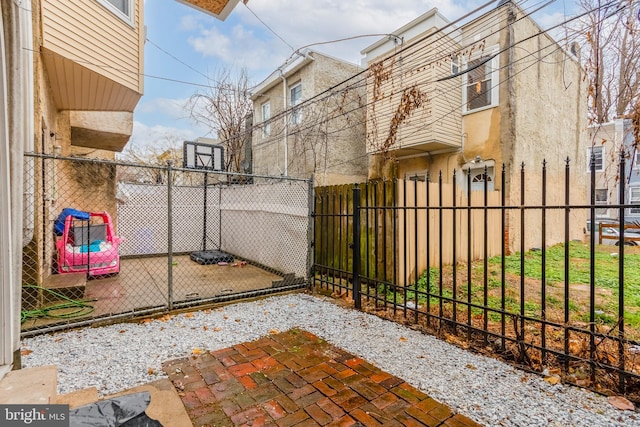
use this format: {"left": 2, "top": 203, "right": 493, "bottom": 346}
{"left": 190, "top": 250, "right": 234, "bottom": 265}
{"left": 69, "top": 391, "right": 163, "bottom": 427}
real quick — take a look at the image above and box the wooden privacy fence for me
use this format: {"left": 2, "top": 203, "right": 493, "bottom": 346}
{"left": 313, "top": 179, "right": 502, "bottom": 288}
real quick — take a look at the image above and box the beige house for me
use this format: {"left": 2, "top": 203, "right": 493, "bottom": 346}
{"left": 587, "top": 119, "right": 640, "bottom": 220}
{"left": 1, "top": 0, "right": 242, "bottom": 378}
{"left": 362, "top": 4, "right": 588, "bottom": 253}
{"left": 250, "top": 50, "right": 367, "bottom": 186}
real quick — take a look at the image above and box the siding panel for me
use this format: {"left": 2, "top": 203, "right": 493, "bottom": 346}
{"left": 42, "top": 0, "right": 142, "bottom": 93}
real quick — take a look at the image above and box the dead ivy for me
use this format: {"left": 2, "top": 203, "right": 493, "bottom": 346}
{"left": 370, "top": 58, "right": 394, "bottom": 101}
{"left": 381, "top": 85, "right": 429, "bottom": 152}
{"left": 69, "top": 159, "right": 117, "bottom": 197}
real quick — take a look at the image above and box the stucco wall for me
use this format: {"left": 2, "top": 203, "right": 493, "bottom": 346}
{"left": 508, "top": 6, "right": 588, "bottom": 250}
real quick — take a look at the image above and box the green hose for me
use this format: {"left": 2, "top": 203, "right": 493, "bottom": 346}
{"left": 21, "top": 285, "right": 95, "bottom": 323}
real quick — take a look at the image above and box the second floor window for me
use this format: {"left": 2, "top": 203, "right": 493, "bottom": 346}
{"left": 290, "top": 83, "right": 302, "bottom": 125}
{"left": 588, "top": 146, "right": 604, "bottom": 172}
{"left": 261, "top": 102, "right": 270, "bottom": 137}
{"left": 462, "top": 46, "right": 499, "bottom": 113}
{"left": 97, "top": 0, "right": 133, "bottom": 24}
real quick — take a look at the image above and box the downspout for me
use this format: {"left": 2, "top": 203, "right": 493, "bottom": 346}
{"left": 20, "top": 4, "right": 34, "bottom": 247}
{"left": 279, "top": 68, "right": 288, "bottom": 176}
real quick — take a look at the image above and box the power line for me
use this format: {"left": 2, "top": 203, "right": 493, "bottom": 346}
{"left": 243, "top": 2, "right": 295, "bottom": 52}
{"left": 246, "top": 0, "right": 628, "bottom": 173}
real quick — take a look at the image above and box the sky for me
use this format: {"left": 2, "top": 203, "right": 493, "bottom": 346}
{"left": 130, "top": 0, "right": 580, "bottom": 152}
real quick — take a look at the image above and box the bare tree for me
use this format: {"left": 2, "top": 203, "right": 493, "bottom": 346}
{"left": 185, "top": 68, "right": 253, "bottom": 173}
{"left": 118, "top": 135, "right": 186, "bottom": 184}
{"left": 573, "top": 0, "right": 639, "bottom": 124}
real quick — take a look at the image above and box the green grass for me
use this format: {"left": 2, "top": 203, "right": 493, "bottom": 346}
{"left": 372, "top": 242, "right": 640, "bottom": 336}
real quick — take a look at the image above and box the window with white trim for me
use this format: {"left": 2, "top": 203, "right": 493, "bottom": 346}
{"left": 630, "top": 187, "right": 640, "bottom": 214}
{"left": 451, "top": 54, "right": 459, "bottom": 75}
{"left": 587, "top": 146, "right": 604, "bottom": 172}
{"left": 462, "top": 46, "right": 499, "bottom": 113}
{"left": 96, "top": 0, "right": 134, "bottom": 24}
{"left": 594, "top": 188, "right": 608, "bottom": 215}
{"left": 634, "top": 151, "right": 640, "bottom": 170}
{"left": 290, "top": 83, "right": 302, "bottom": 125}
{"left": 469, "top": 166, "right": 495, "bottom": 191}
{"left": 261, "top": 102, "right": 270, "bottom": 138}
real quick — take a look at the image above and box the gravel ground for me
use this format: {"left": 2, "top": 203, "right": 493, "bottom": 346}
{"left": 21, "top": 293, "right": 640, "bottom": 426}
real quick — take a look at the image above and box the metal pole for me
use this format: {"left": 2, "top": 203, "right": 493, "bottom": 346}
{"left": 352, "top": 185, "right": 361, "bottom": 310}
{"left": 202, "top": 172, "right": 208, "bottom": 251}
{"left": 167, "top": 161, "right": 174, "bottom": 310}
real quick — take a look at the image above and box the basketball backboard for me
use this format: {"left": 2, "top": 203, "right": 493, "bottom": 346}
{"left": 183, "top": 141, "right": 224, "bottom": 171}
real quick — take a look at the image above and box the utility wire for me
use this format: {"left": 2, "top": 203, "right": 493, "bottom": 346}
{"left": 243, "top": 2, "right": 296, "bottom": 52}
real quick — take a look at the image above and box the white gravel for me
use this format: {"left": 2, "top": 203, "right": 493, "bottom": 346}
{"left": 21, "top": 293, "right": 640, "bottom": 426}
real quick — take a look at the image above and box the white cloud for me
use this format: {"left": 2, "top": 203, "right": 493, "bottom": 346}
{"left": 128, "top": 121, "right": 206, "bottom": 153}
{"left": 183, "top": 0, "right": 475, "bottom": 79}
{"left": 136, "top": 97, "right": 191, "bottom": 120}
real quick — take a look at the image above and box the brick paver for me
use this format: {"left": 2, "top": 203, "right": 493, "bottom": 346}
{"left": 162, "top": 329, "right": 482, "bottom": 427}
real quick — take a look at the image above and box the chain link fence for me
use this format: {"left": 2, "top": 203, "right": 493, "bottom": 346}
{"left": 21, "top": 153, "right": 312, "bottom": 335}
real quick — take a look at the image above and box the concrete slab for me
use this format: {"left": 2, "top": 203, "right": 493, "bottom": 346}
{"left": 0, "top": 365, "right": 57, "bottom": 404}
{"left": 105, "top": 379, "right": 191, "bottom": 427}
{"left": 56, "top": 387, "right": 99, "bottom": 408}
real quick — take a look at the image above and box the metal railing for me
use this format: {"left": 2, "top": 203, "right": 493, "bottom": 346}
{"left": 313, "top": 154, "right": 640, "bottom": 400}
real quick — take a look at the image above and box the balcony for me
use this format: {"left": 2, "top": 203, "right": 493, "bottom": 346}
{"left": 40, "top": 0, "right": 144, "bottom": 151}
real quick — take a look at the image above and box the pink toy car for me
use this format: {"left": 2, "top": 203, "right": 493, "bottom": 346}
{"left": 55, "top": 211, "right": 121, "bottom": 276}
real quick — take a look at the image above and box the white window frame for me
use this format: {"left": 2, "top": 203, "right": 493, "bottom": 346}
{"left": 96, "top": 0, "right": 134, "bottom": 26}
{"left": 261, "top": 101, "right": 270, "bottom": 138}
{"left": 469, "top": 166, "right": 495, "bottom": 191}
{"left": 289, "top": 83, "right": 302, "bottom": 125}
{"left": 587, "top": 146, "right": 604, "bottom": 172}
{"left": 462, "top": 45, "right": 499, "bottom": 114}
{"left": 451, "top": 54, "right": 459, "bottom": 75}
{"left": 630, "top": 187, "right": 640, "bottom": 215}
{"left": 594, "top": 188, "right": 608, "bottom": 216}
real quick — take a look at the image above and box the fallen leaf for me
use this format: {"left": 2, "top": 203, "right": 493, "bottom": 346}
{"left": 223, "top": 315, "right": 229, "bottom": 320}
{"left": 544, "top": 376, "right": 561, "bottom": 385}
{"left": 185, "top": 313, "right": 194, "bottom": 318}
{"left": 204, "top": 309, "right": 211, "bottom": 314}
{"left": 148, "top": 368, "right": 155, "bottom": 375}
{"left": 214, "top": 327, "right": 222, "bottom": 332}
{"left": 608, "top": 396, "right": 635, "bottom": 411}
{"left": 203, "top": 325, "right": 208, "bottom": 331}
{"left": 119, "top": 330, "right": 126, "bottom": 334}
{"left": 20, "top": 349, "right": 32, "bottom": 356}
{"left": 235, "top": 319, "right": 241, "bottom": 323}
{"left": 192, "top": 348, "right": 204, "bottom": 355}
{"left": 269, "top": 329, "right": 280, "bottom": 335}
{"left": 465, "top": 364, "right": 477, "bottom": 370}
{"left": 399, "top": 337, "right": 407, "bottom": 342}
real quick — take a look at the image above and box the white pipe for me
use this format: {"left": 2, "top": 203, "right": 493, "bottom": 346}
{"left": 20, "top": 3, "right": 34, "bottom": 247}
{"left": 279, "top": 69, "right": 288, "bottom": 176}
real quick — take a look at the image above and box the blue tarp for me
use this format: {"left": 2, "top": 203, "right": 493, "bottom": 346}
{"left": 54, "top": 208, "right": 90, "bottom": 236}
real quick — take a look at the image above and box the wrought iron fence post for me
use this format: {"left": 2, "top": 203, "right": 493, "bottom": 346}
{"left": 618, "top": 150, "right": 626, "bottom": 393}
{"left": 352, "top": 185, "right": 361, "bottom": 310}
{"left": 307, "top": 176, "right": 315, "bottom": 288}
{"left": 167, "top": 160, "right": 174, "bottom": 310}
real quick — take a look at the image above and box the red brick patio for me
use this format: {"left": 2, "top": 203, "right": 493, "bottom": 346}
{"left": 162, "top": 329, "right": 481, "bottom": 426}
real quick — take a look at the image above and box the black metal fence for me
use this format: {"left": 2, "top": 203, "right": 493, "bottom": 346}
{"left": 313, "top": 154, "right": 640, "bottom": 400}
{"left": 21, "top": 153, "right": 312, "bottom": 335}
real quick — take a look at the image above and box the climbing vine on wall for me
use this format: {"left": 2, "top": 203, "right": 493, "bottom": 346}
{"left": 382, "top": 85, "right": 429, "bottom": 152}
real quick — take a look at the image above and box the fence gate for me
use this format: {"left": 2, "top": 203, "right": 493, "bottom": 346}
{"left": 21, "top": 153, "right": 312, "bottom": 335}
